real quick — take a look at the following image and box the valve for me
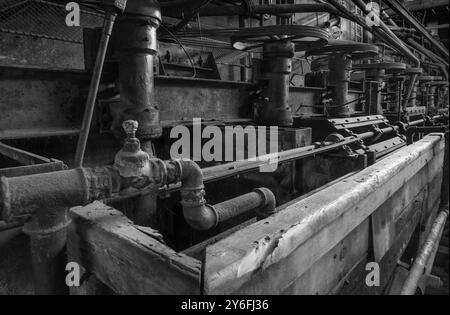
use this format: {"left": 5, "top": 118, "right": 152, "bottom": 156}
{"left": 114, "top": 120, "right": 151, "bottom": 179}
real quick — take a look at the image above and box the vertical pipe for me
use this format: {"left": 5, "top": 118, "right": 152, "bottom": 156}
{"left": 329, "top": 54, "right": 352, "bottom": 117}
{"left": 74, "top": 10, "right": 117, "bottom": 167}
{"left": 23, "top": 206, "right": 71, "bottom": 295}
{"left": 112, "top": 1, "right": 162, "bottom": 225}
{"left": 258, "top": 40, "right": 294, "bottom": 126}
{"left": 112, "top": 1, "right": 162, "bottom": 147}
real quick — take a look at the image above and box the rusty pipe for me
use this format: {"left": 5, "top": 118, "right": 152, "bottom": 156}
{"left": 0, "top": 167, "right": 121, "bottom": 222}
{"left": 166, "top": 159, "right": 276, "bottom": 230}
{"left": 400, "top": 207, "right": 449, "bottom": 295}
{"left": 112, "top": 0, "right": 162, "bottom": 144}
{"left": 172, "top": 159, "right": 210, "bottom": 230}
{"left": 0, "top": 166, "right": 121, "bottom": 295}
{"left": 185, "top": 188, "right": 276, "bottom": 231}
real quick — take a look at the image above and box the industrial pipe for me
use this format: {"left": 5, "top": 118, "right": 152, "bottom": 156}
{"left": 349, "top": 0, "right": 421, "bottom": 109}
{"left": 162, "top": 3, "right": 339, "bottom": 17}
{"left": 407, "top": 38, "right": 449, "bottom": 80}
{"left": 186, "top": 188, "right": 276, "bottom": 231}
{"left": 74, "top": 8, "right": 119, "bottom": 167}
{"left": 0, "top": 166, "right": 121, "bottom": 294}
{"left": 258, "top": 40, "right": 295, "bottom": 126}
{"left": 0, "top": 167, "right": 121, "bottom": 222}
{"left": 111, "top": 0, "right": 162, "bottom": 148}
{"left": 400, "top": 207, "right": 449, "bottom": 295}
{"left": 164, "top": 159, "right": 277, "bottom": 230}
{"left": 383, "top": 0, "right": 449, "bottom": 60}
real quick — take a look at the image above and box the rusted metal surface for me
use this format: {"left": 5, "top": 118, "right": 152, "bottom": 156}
{"left": 0, "top": 161, "right": 67, "bottom": 180}
{"left": 154, "top": 77, "right": 252, "bottom": 122}
{"left": 110, "top": 0, "right": 161, "bottom": 142}
{"left": 0, "top": 167, "right": 122, "bottom": 223}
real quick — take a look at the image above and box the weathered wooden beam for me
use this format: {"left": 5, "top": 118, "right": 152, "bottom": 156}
{"left": 203, "top": 134, "right": 445, "bottom": 294}
{"left": 68, "top": 201, "right": 202, "bottom": 295}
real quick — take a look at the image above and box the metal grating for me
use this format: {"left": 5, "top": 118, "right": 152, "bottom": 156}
{"left": 0, "top": 0, "right": 104, "bottom": 43}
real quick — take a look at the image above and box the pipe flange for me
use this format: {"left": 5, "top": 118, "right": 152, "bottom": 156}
{"left": 165, "top": 159, "right": 183, "bottom": 185}
{"left": 121, "top": 0, "right": 162, "bottom": 23}
{"left": 253, "top": 188, "right": 276, "bottom": 219}
{"left": 22, "top": 217, "right": 72, "bottom": 237}
{"left": 180, "top": 188, "right": 206, "bottom": 207}
{"left": 205, "top": 204, "right": 220, "bottom": 229}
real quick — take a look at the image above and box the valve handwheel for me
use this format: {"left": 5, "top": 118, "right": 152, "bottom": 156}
{"left": 305, "top": 40, "right": 379, "bottom": 60}
{"left": 230, "top": 25, "right": 330, "bottom": 51}
{"left": 353, "top": 62, "right": 407, "bottom": 73}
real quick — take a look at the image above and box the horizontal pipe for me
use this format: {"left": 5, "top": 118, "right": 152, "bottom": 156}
{"left": 0, "top": 167, "right": 121, "bottom": 222}
{"left": 214, "top": 188, "right": 276, "bottom": 222}
{"left": 400, "top": 207, "right": 449, "bottom": 295}
{"left": 162, "top": 3, "right": 339, "bottom": 17}
{"left": 167, "top": 159, "right": 277, "bottom": 230}
{"left": 104, "top": 116, "right": 447, "bottom": 204}
{"left": 184, "top": 188, "right": 276, "bottom": 231}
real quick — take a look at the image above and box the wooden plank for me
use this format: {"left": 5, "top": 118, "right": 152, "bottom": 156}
{"left": 339, "top": 196, "right": 428, "bottom": 294}
{"left": 0, "top": 161, "right": 66, "bottom": 177}
{"left": 282, "top": 219, "right": 370, "bottom": 295}
{"left": 68, "top": 201, "right": 202, "bottom": 295}
{"left": 203, "top": 134, "right": 445, "bottom": 294}
{"left": 0, "top": 128, "right": 80, "bottom": 140}
{"left": 0, "top": 142, "right": 52, "bottom": 165}
{"left": 371, "top": 158, "right": 444, "bottom": 261}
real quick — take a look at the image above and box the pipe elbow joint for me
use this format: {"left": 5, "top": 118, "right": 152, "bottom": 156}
{"left": 172, "top": 159, "right": 216, "bottom": 230}
{"left": 183, "top": 204, "right": 219, "bottom": 231}
{"left": 253, "top": 187, "right": 277, "bottom": 219}
{"left": 178, "top": 159, "right": 204, "bottom": 189}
